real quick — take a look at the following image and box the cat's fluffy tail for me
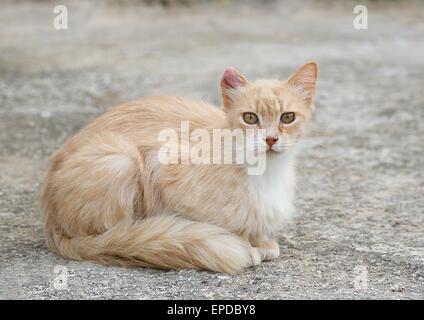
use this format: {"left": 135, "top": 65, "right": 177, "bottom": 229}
{"left": 46, "top": 215, "right": 261, "bottom": 273}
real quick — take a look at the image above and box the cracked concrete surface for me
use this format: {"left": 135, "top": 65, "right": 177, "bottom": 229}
{"left": 0, "top": 0, "right": 423, "bottom": 299}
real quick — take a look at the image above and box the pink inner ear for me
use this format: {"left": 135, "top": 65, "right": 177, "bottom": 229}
{"left": 221, "top": 68, "right": 245, "bottom": 89}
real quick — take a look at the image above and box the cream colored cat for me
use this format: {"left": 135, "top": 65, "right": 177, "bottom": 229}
{"left": 41, "top": 62, "right": 317, "bottom": 273}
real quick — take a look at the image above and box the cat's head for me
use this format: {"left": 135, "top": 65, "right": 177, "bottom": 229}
{"left": 220, "top": 62, "right": 317, "bottom": 157}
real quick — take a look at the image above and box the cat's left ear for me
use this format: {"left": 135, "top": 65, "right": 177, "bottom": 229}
{"left": 287, "top": 62, "right": 318, "bottom": 107}
{"left": 220, "top": 67, "right": 248, "bottom": 108}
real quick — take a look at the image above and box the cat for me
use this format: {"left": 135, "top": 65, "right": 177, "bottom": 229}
{"left": 41, "top": 62, "right": 317, "bottom": 273}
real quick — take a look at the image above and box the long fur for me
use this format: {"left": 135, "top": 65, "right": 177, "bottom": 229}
{"left": 41, "top": 63, "right": 317, "bottom": 273}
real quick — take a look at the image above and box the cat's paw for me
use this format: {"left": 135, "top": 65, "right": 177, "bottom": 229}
{"left": 248, "top": 247, "right": 263, "bottom": 266}
{"left": 255, "top": 240, "right": 280, "bottom": 261}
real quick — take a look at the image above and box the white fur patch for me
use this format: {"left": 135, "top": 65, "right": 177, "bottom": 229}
{"left": 105, "top": 154, "right": 134, "bottom": 176}
{"left": 249, "top": 151, "right": 296, "bottom": 232}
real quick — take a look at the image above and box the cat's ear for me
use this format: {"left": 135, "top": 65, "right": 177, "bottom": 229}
{"left": 220, "top": 67, "right": 248, "bottom": 108}
{"left": 287, "top": 62, "right": 318, "bottom": 107}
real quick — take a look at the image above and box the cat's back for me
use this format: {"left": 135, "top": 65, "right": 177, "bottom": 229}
{"left": 85, "top": 95, "right": 225, "bottom": 135}
{"left": 49, "top": 96, "right": 226, "bottom": 167}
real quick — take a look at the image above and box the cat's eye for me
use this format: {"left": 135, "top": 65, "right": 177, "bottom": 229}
{"left": 242, "top": 112, "right": 259, "bottom": 125}
{"left": 280, "top": 112, "right": 296, "bottom": 124}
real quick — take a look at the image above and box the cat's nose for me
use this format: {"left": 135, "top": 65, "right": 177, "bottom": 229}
{"left": 265, "top": 136, "right": 278, "bottom": 147}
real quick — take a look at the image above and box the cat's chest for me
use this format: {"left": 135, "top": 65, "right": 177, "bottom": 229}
{"left": 249, "top": 157, "right": 295, "bottom": 223}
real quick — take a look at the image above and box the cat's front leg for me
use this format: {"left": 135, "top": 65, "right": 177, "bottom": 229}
{"left": 251, "top": 235, "right": 280, "bottom": 261}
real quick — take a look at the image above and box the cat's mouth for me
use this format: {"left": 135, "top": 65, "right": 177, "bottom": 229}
{"left": 266, "top": 147, "right": 279, "bottom": 154}
{"left": 265, "top": 145, "right": 286, "bottom": 155}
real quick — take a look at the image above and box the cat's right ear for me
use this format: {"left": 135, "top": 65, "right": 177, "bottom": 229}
{"left": 220, "top": 67, "right": 248, "bottom": 108}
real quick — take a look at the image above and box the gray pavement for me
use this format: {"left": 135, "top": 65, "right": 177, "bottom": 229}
{"left": 0, "top": 0, "right": 423, "bottom": 299}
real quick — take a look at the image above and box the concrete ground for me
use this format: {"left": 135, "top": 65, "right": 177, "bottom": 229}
{"left": 0, "top": 0, "right": 423, "bottom": 299}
